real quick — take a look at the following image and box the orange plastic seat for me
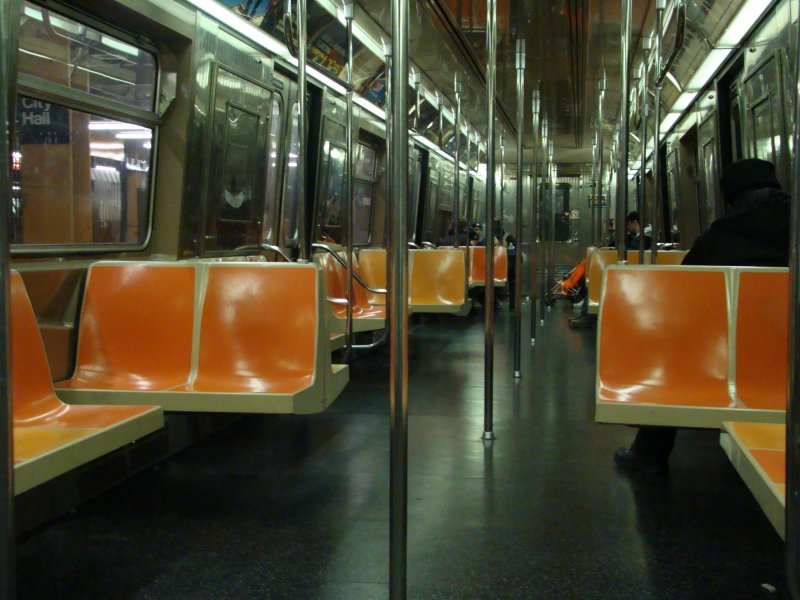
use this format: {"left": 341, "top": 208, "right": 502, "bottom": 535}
{"left": 596, "top": 266, "right": 787, "bottom": 428}
{"left": 408, "top": 249, "right": 469, "bottom": 314}
{"left": 468, "top": 246, "right": 507, "bottom": 288}
{"left": 59, "top": 262, "right": 347, "bottom": 414}
{"left": 586, "top": 249, "right": 618, "bottom": 314}
{"left": 58, "top": 262, "right": 195, "bottom": 391}
{"left": 10, "top": 271, "right": 163, "bottom": 494}
{"left": 356, "top": 248, "right": 387, "bottom": 306}
{"left": 596, "top": 266, "right": 734, "bottom": 427}
{"left": 721, "top": 421, "right": 786, "bottom": 538}
{"left": 190, "top": 265, "right": 316, "bottom": 394}
{"left": 735, "top": 270, "right": 789, "bottom": 411}
{"left": 315, "top": 252, "right": 385, "bottom": 333}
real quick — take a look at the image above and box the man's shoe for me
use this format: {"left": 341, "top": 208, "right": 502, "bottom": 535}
{"left": 568, "top": 316, "right": 595, "bottom": 329}
{"left": 613, "top": 447, "right": 668, "bottom": 475}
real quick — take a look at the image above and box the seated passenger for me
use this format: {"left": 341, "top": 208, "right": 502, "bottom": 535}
{"left": 438, "top": 219, "right": 471, "bottom": 247}
{"left": 625, "top": 211, "right": 652, "bottom": 250}
{"left": 614, "top": 158, "right": 791, "bottom": 475}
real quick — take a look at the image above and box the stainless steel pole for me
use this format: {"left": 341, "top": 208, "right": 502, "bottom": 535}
{"left": 298, "top": 0, "right": 309, "bottom": 261}
{"left": 786, "top": 8, "right": 800, "bottom": 596}
{"left": 389, "top": 0, "right": 409, "bottom": 595}
{"left": 453, "top": 75, "right": 462, "bottom": 249}
{"left": 483, "top": 0, "right": 497, "bottom": 441}
{"left": 514, "top": 38, "right": 525, "bottom": 377}
{"left": 344, "top": 0, "right": 355, "bottom": 359}
{"left": 0, "top": 0, "right": 15, "bottom": 596}
{"left": 547, "top": 139, "right": 555, "bottom": 307}
{"left": 616, "top": 0, "right": 632, "bottom": 264}
{"left": 597, "top": 76, "right": 606, "bottom": 245}
{"left": 539, "top": 118, "right": 548, "bottom": 326}
{"left": 500, "top": 129, "right": 505, "bottom": 231}
{"left": 530, "top": 89, "right": 540, "bottom": 344}
{"left": 639, "top": 40, "right": 651, "bottom": 265}
{"left": 652, "top": 1, "right": 665, "bottom": 265}
{"left": 591, "top": 137, "right": 598, "bottom": 245}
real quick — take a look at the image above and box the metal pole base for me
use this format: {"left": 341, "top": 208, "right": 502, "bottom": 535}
{"left": 482, "top": 431, "right": 496, "bottom": 441}
{"left": 530, "top": 339, "right": 536, "bottom": 346}
{"left": 514, "top": 370, "right": 521, "bottom": 378}
{"left": 540, "top": 319, "right": 545, "bottom": 326}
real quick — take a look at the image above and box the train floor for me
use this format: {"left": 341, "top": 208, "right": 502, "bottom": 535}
{"left": 17, "top": 299, "right": 789, "bottom": 599}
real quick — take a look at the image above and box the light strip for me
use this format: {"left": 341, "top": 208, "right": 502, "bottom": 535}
{"left": 115, "top": 131, "right": 152, "bottom": 139}
{"left": 660, "top": 112, "right": 681, "bottom": 136}
{"left": 687, "top": 48, "right": 732, "bottom": 91}
{"left": 89, "top": 122, "right": 149, "bottom": 131}
{"left": 718, "top": 0, "right": 772, "bottom": 46}
{"left": 670, "top": 91, "right": 698, "bottom": 113}
{"left": 101, "top": 35, "right": 140, "bottom": 58}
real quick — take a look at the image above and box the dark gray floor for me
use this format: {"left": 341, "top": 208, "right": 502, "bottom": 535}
{"left": 17, "top": 301, "right": 789, "bottom": 599}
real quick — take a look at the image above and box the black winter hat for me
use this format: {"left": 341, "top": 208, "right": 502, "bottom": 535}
{"left": 720, "top": 158, "right": 781, "bottom": 203}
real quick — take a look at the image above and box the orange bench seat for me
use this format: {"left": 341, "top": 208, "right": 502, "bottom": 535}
{"left": 56, "top": 262, "right": 348, "bottom": 413}
{"left": 10, "top": 271, "right": 164, "bottom": 495}
{"left": 595, "top": 266, "right": 787, "bottom": 428}
{"left": 720, "top": 422, "right": 786, "bottom": 538}
{"left": 315, "top": 252, "right": 386, "bottom": 334}
{"left": 468, "top": 246, "right": 508, "bottom": 288}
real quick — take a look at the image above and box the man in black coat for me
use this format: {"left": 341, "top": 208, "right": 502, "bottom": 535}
{"left": 614, "top": 158, "right": 791, "bottom": 474}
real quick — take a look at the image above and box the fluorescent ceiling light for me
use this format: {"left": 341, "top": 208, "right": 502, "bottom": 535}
{"left": 90, "top": 143, "right": 125, "bottom": 150}
{"left": 115, "top": 131, "right": 152, "bottom": 139}
{"left": 143, "top": 142, "right": 152, "bottom": 149}
{"left": 353, "top": 96, "right": 386, "bottom": 120}
{"left": 671, "top": 91, "right": 698, "bottom": 113}
{"left": 89, "top": 122, "right": 149, "bottom": 131}
{"left": 23, "top": 6, "right": 43, "bottom": 20}
{"left": 665, "top": 72, "right": 683, "bottom": 92}
{"left": 719, "top": 0, "right": 772, "bottom": 46}
{"left": 687, "top": 48, "right": 732, "bottom": 91}
{"left": 660, "top": 112, "right": 681, "bottom": 135}
{"left": 185, "top": 0, "right": 289, "bottom": 59}
{"left": 101, "top": 35, "right": 139, "bottom": 57}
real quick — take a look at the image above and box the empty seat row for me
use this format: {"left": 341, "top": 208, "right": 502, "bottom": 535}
{"left": 56, "top": 261, "right": 349, "bottom": 414}
{"left": 595, "top": 265, "right": 787, "bottom": 428}
{"left": 11, "top": 271, "right": 164, "bottom": 494}
{"left": 316, "top": 248, "right": 471, "bottom": 325}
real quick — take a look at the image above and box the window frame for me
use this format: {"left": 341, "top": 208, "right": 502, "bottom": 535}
{"left": 12, "top": 1, "right": 160, "bottom": 254}
{"left": 352, "top": 140, "right": 378, "bottom": 247}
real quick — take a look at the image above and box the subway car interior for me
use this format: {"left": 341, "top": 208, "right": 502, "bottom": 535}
{"left": 1, "top": 0, "right": 800, "bottom": 597}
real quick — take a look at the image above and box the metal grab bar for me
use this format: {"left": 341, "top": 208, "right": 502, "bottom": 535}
{"left": 421, "top": 241, "right": 436, "bottom": 249}
{"left": 283, "top": 0, "right": 299, "bottom": 58}
{"left": 311, "top": 243, "right": 388, "bottom": 294}
{"left": 655, "top": 0, "right": 686, "bottom": 87}
{"left": 408, "top": 242, "right": 421, "bottom": 249}
{"left": 233, "top": 243, "right": 293, "bottom": 263}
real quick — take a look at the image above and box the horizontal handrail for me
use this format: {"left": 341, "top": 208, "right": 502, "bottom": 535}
{"left": 408, "top": 242, "right": 421, "bottom": 249}
{"left": 233, "top": 243, "right": 294, "bottom": 263}
{"left": 422, "top": 241, "right": 437, "bottom": 249}
{"left": 311, "top": 243, "right": 388, "bottom": 295}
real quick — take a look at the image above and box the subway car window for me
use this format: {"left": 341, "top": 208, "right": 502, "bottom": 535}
{"left": 752, "top": 98, "right": 776, "bottom": 164}
{"left": 319, "top": 143, "right": 347, "bottom": 242}
{"left": 13, "top": 2, "right": 157, "bottom": 249}
{"left": 281, "top": 102, "right": 301, "bottom": 248}
{"left": 408, "top": 153, "right": 422, "bottom": 242}
{"left": 18, "top": 2, "right": 156, "bottom": 112}
{"left": 353, "top": 143, "right": 377, "bottom": 245}
{"left": 261, "top": 97, "right": 282, "bottom": 244}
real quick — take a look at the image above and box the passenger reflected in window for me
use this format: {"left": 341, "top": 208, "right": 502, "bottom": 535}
{"left": 614, "top": 159, "right": 790, "bottom": 476}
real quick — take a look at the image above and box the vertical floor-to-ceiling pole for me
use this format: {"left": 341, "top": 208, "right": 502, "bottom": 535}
{"left": 513, "top": 38, "right": 525, "bottom": 377}
{"left": 453, "top": 75, "right": 462, "bottom": 249}
{"left": 344, "top": 0, "right": 355, "bottom": 359}
{"left": 483, "top": 0, "right": 497, "bottom": 441}
{"left": 297, "top": 0, "right": 309, "bottom": 260}
{"left": 597, "top": 76, "right": 605, "bottom": 245}
{"left": 786, "top": 8, "right": 800, "bottom": 597}
{"left": 547, "top": 139, "right": 555, "bottom": 302}
{"left": 388, "top": 0, "right": 409, "bottom": 596}
{"left": 616, "top": 0, "right": 632, "bottom": 264}
{"left": 538, "top": 118, "right": 548, "bottom": 326}
{"left": 0, "top": 1, "right": 16, "bottom": 598}
{"left": 638, "top": 38, "right": 650, "bottom": 265}
{"left": 652, "top": 0, "right": 665, "bottom": 265}
{"left": 529, "top": 89, "right": 540, "bottom": 344}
